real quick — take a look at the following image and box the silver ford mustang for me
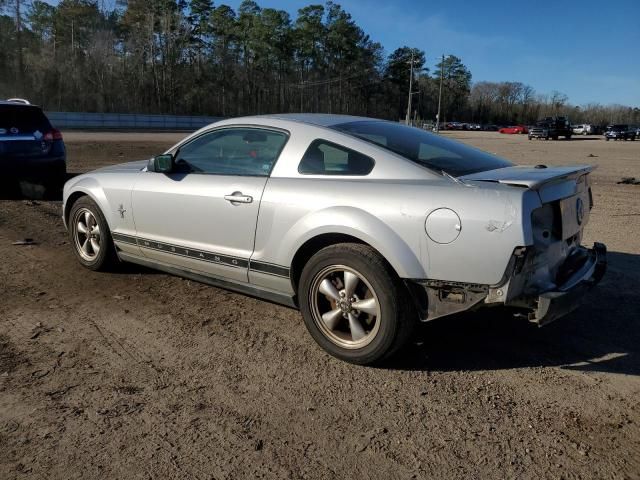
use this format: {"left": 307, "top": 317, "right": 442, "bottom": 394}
{"left": 62, "top": 114, "right": 606, "bottom": 365}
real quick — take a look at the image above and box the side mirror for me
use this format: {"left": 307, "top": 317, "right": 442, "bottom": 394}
{"left": 148, "top": 154, "right": 173, "bottom": 173}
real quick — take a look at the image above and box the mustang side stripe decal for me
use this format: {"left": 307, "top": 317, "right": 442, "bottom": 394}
{"left": 249, "top": 261, "right": 290, "bottom": 278}
{"left": 112, "top": 232, "right": 289, "bottom": 278}
{"left": 111, "top": 232, "right": 137, "bottom": 245}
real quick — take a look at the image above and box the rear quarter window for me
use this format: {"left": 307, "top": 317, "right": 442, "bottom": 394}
{"left": 298, "top": 140, "right": 374, "bottom": 176}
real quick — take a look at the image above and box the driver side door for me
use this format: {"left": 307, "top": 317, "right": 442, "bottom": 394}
{"left": 131, "top": 127, "right": 288, "bottom": 283}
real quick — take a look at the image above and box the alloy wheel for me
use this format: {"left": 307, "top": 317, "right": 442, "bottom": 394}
{"left": 309, "top": 265, "right": 381, "bottom": 349}
{"left": 73, "top": 208, "right": 101, "bottom": 261}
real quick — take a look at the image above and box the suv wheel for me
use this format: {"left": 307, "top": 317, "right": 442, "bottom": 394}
{"left": 69, "top": 196, "right": 118, "bottom": 271}
{"left": 299, "top": 243, "right": 415, "bottom": 365}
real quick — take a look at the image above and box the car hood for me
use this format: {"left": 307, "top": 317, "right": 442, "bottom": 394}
{"left": 94, "top": 159, "right": 148, "bottom": 173}
{"left": 460, "top": 165, "right": 593, "bottom": 189}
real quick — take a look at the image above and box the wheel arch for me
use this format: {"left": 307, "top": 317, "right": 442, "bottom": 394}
{"left": 290, "top": 233, "right": 369, "bottom": 293}
{"left": 64, "top": 191, "right": 89, "bottom": 226}
{"left": 285, "top": 210, "right": 427, "bottom": 294}
{"left": 63, "top": 179, "right": 112, "bottom": 230}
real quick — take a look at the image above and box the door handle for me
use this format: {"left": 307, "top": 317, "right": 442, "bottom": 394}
{"left": 224, "top": 192, "right": 253, "bottom": 204}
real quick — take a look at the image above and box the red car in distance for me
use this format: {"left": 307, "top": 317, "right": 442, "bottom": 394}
{"left": 499, "top": 125, "right": 528, "bottom": 134}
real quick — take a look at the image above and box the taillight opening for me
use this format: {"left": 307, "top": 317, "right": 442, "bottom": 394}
{"left": 44, "top": 128, "right": 63, "bottom": 141}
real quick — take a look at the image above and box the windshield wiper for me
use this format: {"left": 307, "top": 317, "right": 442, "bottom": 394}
{"left": 441, "top": 169, "right": 461, "bottom": 183}
{"left": 441, "top": 169, "right": 472, "bottom": 187}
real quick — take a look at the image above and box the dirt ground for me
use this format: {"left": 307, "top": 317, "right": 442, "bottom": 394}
{"left": 1, "top": 130, "right": 639, "bottom": 479}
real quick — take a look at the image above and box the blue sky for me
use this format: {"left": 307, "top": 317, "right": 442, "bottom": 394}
{"left": 216, "top": 0, "right": 640, "bottom": 107}
{"left": 45, "top": 0, "right": 640, "bottom": 106}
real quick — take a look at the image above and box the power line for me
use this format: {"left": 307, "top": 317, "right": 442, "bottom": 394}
{"left": 287, "top": 67, "right": 378, "bottom": 89}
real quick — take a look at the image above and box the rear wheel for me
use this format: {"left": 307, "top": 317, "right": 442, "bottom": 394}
{"left": 298, "top": 243, "right": 415, "bottom": 365}
{"left": 69, "top": 196, "right": 118, "bottom": 271}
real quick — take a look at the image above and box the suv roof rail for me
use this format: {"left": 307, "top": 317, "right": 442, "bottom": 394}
{"left": 6, "top": 98, "right": 31, "bottom": 105}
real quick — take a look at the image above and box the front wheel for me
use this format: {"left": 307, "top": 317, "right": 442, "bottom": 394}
{"left": 298, "top": 243, "right": 415, "bottom": 365}
{"left": 69, "top": 196, "right": 118, "bottom": 271}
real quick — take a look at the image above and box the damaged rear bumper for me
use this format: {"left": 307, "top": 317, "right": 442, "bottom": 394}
{"left": 407, "top": 242, "right": 607, "bottom": 325}
{"left": 529, "top": 242, "right": 606, "bottom": 325}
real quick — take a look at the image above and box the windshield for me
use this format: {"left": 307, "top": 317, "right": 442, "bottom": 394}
{"left": 331, "top": 120, "right": 512, "bottom": 176}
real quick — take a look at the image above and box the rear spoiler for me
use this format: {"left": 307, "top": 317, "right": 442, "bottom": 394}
{"left": 461, "top": 165, "right": 594, "bottom": 189}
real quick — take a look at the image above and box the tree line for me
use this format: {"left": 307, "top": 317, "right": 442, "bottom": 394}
{"left": 1, "top": 0, "right": 638, "bottom": 126}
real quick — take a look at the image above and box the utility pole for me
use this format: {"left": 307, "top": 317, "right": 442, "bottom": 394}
{"left": 15, "top": 0, "right": 24, "bottom": 91}
{"left": 436, "top": 54, "right": 444, "bottom": 133}
{"left": 405, "top": 52, "right": 420, "bottom": 126}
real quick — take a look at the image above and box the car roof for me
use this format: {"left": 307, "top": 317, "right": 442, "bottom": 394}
{"left": 231, "top": 113, "right": 384, "bottom": 128}
{"left": 0, "top": 100, "right": 40, "bottom": 108}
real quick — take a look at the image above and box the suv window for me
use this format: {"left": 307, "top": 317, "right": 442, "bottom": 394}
{"left": 298, "top": 140, "right": 374, "bottom": 175}
{"left": 0, "top": 105, "right": 52, "bottom": 133}
{"left": 175, "top": 128, "right": 288, "bottom": 176}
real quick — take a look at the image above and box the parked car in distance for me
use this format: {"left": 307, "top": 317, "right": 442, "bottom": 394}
{"left": 63, "top": 114, "right": 606, "bottom": 365}
{"left": 604, "top": 124, "right": 635, "bottom": 141}
{"left": 0, "top": 99, "right": 66, "bottom": 191}
{"left": 499, "top": 125, "right": 528, "bottom": 134}
{"left": 528, "top": 116, "right": 572, "bottom": 140}
{"left": 572, "top": 124, "right": 595, "bottom": 135}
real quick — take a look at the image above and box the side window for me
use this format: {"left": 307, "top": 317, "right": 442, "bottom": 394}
{"left": 298, "top": 140, "right": 374, "bottom": 175}
{"left": 175, "top": 128, "right": 287, "bottom": 176}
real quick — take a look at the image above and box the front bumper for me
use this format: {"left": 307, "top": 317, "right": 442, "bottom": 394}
{"left": 530, "top": 242, "right": 607, "bottom": 325}
{"left": 528, "top": 130, "right": 548, "bottom": 138}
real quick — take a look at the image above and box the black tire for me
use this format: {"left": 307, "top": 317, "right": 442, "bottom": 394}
{"left": 298, "top": 243, "right": 416, "bottom": 365}
{"left": 606, "top": 137, "right": 610, "bottom": 141}
{"left": 68, "top": 196, "right": 118, "bottom": 271}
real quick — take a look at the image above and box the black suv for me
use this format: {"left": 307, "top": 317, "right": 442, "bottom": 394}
{"left": 0, "top": 99, "right": 66, "bottom": 191}
{"left": 528, "top": 116, "right": 572, "bottom": 140}
{"left": 604, "top": 124, "right": 635, "bottom": 141}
